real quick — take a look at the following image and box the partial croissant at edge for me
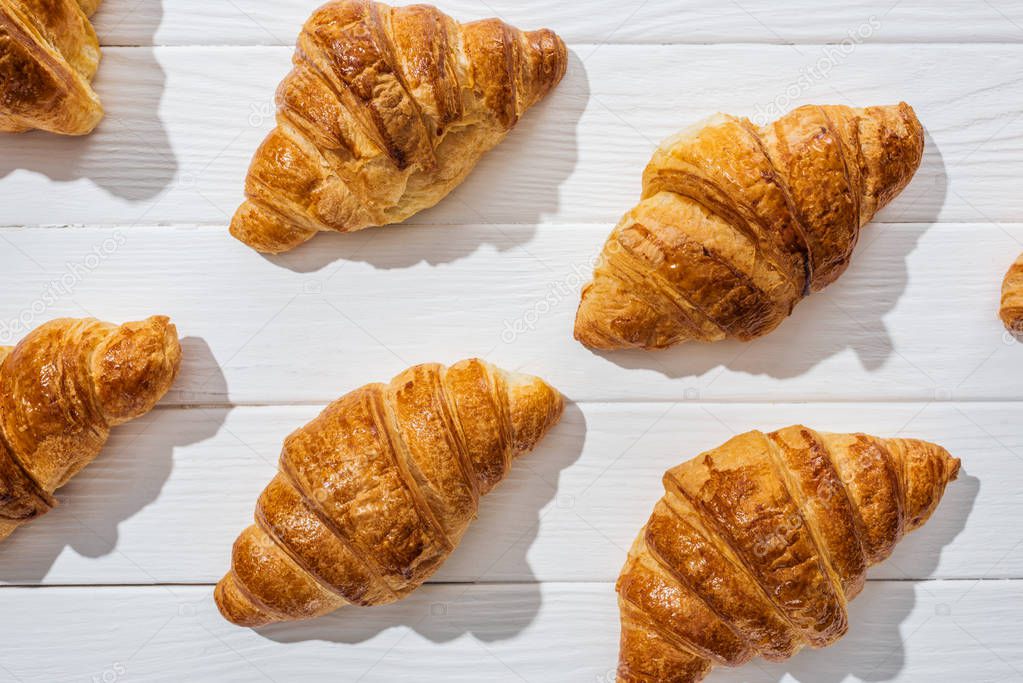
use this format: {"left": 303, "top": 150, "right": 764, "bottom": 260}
{"left": 0, "top": 0, "right": 105, "bottom": 135}
{"left": 0, "top": 316, "right": 181, "bottom": 541}
{"left": 575, "top": 103, "right": 925, "bottom": 350}
{"left": 1000, "top": 253, "right": 1023, "bottom": 334}
{"left": 215, "top": 358, "right": 563, "bottom": 627}
{"left": 229, "top": 0, "right": 568, "bottom": 254}
{"left": 616, "top": 425, "right": 960, "bottom": 683}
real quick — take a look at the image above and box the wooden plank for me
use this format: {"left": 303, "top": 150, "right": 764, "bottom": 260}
{"left": 0, "top": 223, "right": 1020, "bottom": 405}
{"left": 1, "top": 2, "right": 1019, "bottom": 678}
{"left": 90, "top": 0, "right": 1023, "bottom": 46}
{"left": 0, "top": 581, "right": 1020, "bottom": 682}
{"left": 1, "top": 44, "right": 1021, "bottom": 226}
{"left": 0, "top": 402, "right": 1011, "bottom": 585}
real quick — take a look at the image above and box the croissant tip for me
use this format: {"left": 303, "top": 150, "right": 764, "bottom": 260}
{"left": 1001, "top": 308, "right": 1023, "bottom": 334}
{"left": 230, "top": 201, "right": 318, "bottom": 254}
{"left": 572, "top": 301, "right": 626, "bottom": 351}
{"left": 214, "top": 574, "right": 277, "bottom": 628}
{"left": 525, "top": 27, "right": 569, "bottom": 88}
{"left": 501, "top": 368, "right": 564, "bottom": 455}
{"left": 946, "top": 454, "right": 962, "bottom": 482}
{"left": 919, "top": 440, "right": 960, "bottom": 483}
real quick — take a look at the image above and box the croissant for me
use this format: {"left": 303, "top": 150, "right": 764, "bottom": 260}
{"left": 229, "top": 0, "right": 567, "bottom": 254}
{"left": 575, "top": 103, "right": 925, "bottom": 350}
{"left": 1000, "top": 253, "right": 1023, "bottom": 333}
{"left": 616, "top": 425, "right": 960, "bottom": 682}
{"left": 0, "top": 316, "right": 181, "bottom": 541}
{"left": 0, "top": 0, "right": 104, "bottom": 135}
{"left": 215, "top": 358, "right": 563, "bottom": 626}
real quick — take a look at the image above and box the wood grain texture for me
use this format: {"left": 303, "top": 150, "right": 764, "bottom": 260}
{"left": 1, "top": 44, "right": 1022, "bottom": 226}
{"left": 0, "top": 401, "right": 1007, "bottom": 586}
{"left": 0, "top": 581, "right": 1020, "bottom": 683}
{"left": 0, "top": 223, "right": 1019, "bottom": 404}
{"left": 2, "top": 2, "right": 1021, "bottom": 679}
{"left": 88, "top": 0, "right": 1023, "bottom": 46}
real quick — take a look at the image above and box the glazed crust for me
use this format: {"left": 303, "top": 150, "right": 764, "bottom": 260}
{"left": 575, "top": 103, "right": 925, "bottom": 350}
{"left": 0, "top": 0, "right": 104, "bottom": 135}
{"left": 0, "top": 316, "right": 181, "bottom": 540}
{"left": 229, "top": 0, "right": 568, "bottom": 254}
{"left": 616, "top": 425, "right": 960, "bottom": 683}
{"left": 214, "top": 359, "right": 563, "bottom": 627}
{"left": 1000, "top": 253, "right": 1023, "bottom": 333}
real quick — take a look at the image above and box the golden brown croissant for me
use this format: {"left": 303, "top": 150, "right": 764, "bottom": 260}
{"left": 215, "top": 358, "right": 563, "bottom": 626}
{"left": 616, "top": 425, "right": 960, "bottom": 683}
{"left": 575, "top": 103, "right": 925, "bottom": 350}
{"left": 229, "top": 0, "right": 568, "bottom": 254}
{"left": 0, "top": 0, "right": 104, "bottom": 135}
{"left": 1000, "top": 253, "right": 1023, "bottom": 333}
{"left": 0, "top": 316, "right": 181, "bottom": 541}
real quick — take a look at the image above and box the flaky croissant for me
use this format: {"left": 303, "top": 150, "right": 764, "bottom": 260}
{"left": 215, "top": 359, "right": 563, "bottom": 626}
{"left": 0, "top": 0, "right": 104, "bottom": 135}
{"left": 0, "top": 316, "right": 181, "bottom": 541}
{"left": 229, "top": 0, "right": 567, "bottom": 254}
{"left": 575, "top": 103, "right": 925, "bottom": 350}
{"left": 1000, "top": 253, "right": 1023, "bottom": 333}
{"left": 616, "top": 425, "right": 960, "bottom": 683}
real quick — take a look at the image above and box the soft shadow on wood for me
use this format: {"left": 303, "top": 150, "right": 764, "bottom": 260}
{"left": 0, "top": 1, "right": 176, "bottom": 200}
{"left": 252, "top": 400, "right": 587, "bottom": 645}
{"left": 0, "top": 337, "right": 228, "bottom": 582}
{"left": 715, "top": 471, "right": 979, "bottom": 683}
{"left": 593, "top": 129, "right": 948, "bottom": 382}
{"left": 260, "top": 49, "right": 590, "bottom": 274}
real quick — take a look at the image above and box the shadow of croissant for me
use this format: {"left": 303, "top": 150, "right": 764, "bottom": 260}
{"left": 0, "top": 0, "right": 177, "bottom": 201}
{"left": 254, "top": 400, "right": 588, "bottom": 646}
{"left": 594, "top": 128, "right": 949, "bottom": 383}
{"left": 714, "top": 471, "right": 980, "bottom": 683}
{"left": 0, "top": 337, "right": 228, "bottom": 583}
{"left": 260, "top": 48, "right": 591, "bottom": 274}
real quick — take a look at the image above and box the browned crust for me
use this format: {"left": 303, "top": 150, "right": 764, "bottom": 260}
{"left": 214, "top": 359, "right": 563, "bottom": 627}
{"left": 616, "top": 425, "right": 959, "bottom": 682}
{"left": 1000, "top": 253, "right": 1023, "bottom": 334}
{"left": 229, "top": 0, "right": 568, "bottom": 253}
{"left": 0, "top": 316, "right": 180, "bottom": 541}
{"left": 0, "top": 0, "right": 104, "bottom": 134}
{"left": 575, "top": 103, "right": 925, "bottom": 350}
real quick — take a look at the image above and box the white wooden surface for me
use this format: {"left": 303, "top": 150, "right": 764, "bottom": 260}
{"left": 2, "top": 1, "right": 1022, "bottom": 681}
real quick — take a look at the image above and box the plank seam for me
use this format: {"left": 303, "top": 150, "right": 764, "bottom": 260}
{"left": 1, "top": 577, "right": 1020, "bottom": 589}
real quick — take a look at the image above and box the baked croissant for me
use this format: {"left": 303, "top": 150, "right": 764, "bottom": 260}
{"left": 229, "top": 0, "right": 568, "bottom": 254}
{"left": 616, "top": 425, "right": 960, "bottom": 682}
{"left": 215, "top": 359, "right": 563, "bottom": 626}
{"left": 0, "top": 0, "right": 104, "bottom": 135}
{"left": 575, "top": 103, "right": 925, "bottom": 350}
{"left": 1000, "top": 253, "right": 1023, "bottom": 333}
{"left": 0, "top": 316, "right": 181, "bottom": 541}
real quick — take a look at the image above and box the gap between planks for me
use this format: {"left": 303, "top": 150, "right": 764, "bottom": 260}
{"left": 0, "top": 220, "right": 1009, "bottom": 230}
{"left": 2, "top": 578, "right": 1019, "bottom": 589}
{"left": 148, "top": 399, "right": 1023, "bottom": 410}
{"left": 90, "top": 42, "right": 1023, "bottom": 49}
